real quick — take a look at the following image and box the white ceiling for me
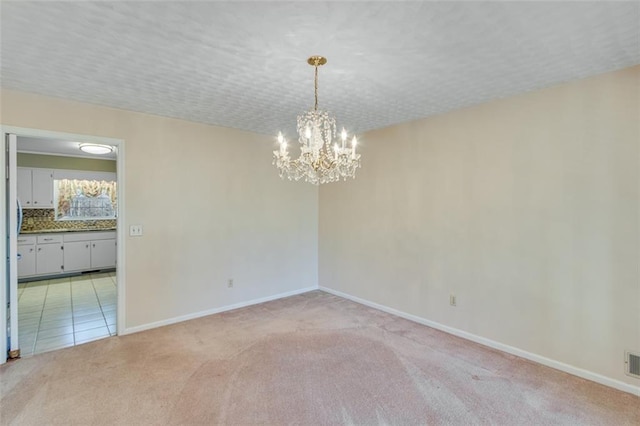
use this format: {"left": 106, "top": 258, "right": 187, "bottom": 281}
{"left": 1, "top": 1, "right": 639, "bottom": 142}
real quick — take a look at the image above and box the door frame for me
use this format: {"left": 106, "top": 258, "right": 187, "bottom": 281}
{"left": 1, "top": 125, "right": 125, "bottom": 364}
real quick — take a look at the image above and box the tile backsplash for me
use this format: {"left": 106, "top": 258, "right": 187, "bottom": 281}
{"left": 20, "top": 209, "right": 116, "bottom": 233}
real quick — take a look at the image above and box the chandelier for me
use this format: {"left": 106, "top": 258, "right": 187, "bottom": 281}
{"left": 273, "top": 56, "right": 361, "bottom": 185}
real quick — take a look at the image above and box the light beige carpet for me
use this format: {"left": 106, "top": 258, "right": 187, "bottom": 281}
{"left": 1, "top": 290, "right": 638, "bottom": 425}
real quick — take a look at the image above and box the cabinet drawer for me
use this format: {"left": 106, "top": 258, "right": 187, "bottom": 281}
{"left": 63, "top": 233, "right": 91, "bottom": 243}
{"left": 37, "top": 235, "right": 63, "bottom": 244}
{"left": 88, "top": 231, "right": 116, "bottom": 241}
{"left": 63, "top": 231, "right": 116, "bottom": 242}
{"left": 18, "top": 236, "right": 36, "bottom": 245}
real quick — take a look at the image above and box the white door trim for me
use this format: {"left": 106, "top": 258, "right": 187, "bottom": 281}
{"left": 0, "top": 125, "right": 126, "bottom": 364}
{"left": 6, "top": 134, "right": 18, "bottom": 356}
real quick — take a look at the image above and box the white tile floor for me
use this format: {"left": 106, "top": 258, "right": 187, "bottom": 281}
{"left": 17, "top": 272, "right": 117, "bottom": 357}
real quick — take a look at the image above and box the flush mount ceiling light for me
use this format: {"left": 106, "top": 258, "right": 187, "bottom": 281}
{"left": 273, "top": 56, "right": 361, "bottom": 185}
{"left": 78, "top": 143, "right": 113, "bottom": 155}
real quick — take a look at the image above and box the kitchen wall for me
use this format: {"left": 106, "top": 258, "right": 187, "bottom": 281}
{"left": 319, "top": 66, "right": 640, "bottom": 389}
{"left": 2, "top": 89, "right": 319, "bottom": 330}
{"left": 18, "top": 154, "right": 117, "bottom": 233}
{"left": 18, "top": 153, "right": 116, "bottom": 172}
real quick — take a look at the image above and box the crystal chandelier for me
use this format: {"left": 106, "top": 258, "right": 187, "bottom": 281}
{"left": 273, "top": 56, "right": 361, "bottom": 185}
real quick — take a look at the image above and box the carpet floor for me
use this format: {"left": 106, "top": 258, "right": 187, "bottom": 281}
{"left": 1, "top": 290, "right": 638, "bottom": 425}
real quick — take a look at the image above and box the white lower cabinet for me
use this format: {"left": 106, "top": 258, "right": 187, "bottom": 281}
{"left": 36, "top": 235, "right": 64, "bottom": 275}
{"left": 18, "top": 231, "right": 116, "bottom": 279}
{"left": 90, "top": 239, "right": 117, "bottom": 269}
{"left": 63, "top": 241, "right": 91, "bottom": 272}
{"left": 63, "top": 231, "right": 116, "bottom": 272}
{"left": 17, "top": 236, "right": 36, "bottom": 277}
{"left": 18, "top": 245, "right": 36, "bottom": 276}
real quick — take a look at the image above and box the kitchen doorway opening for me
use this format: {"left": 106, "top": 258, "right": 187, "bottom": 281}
{"left": 2, "top": 127, "right": 125, "bottom": 363}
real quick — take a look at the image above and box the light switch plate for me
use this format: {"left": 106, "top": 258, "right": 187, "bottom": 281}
{"left": 129, "top": 224, "right": 143, "bottom": 237}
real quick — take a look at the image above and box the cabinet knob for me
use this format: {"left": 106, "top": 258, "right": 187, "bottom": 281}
{"left": 38, "top": 248, "right": 41, "bottom": 252}
{"left": 30, "top": 248, "right": 33, "bottom": 252}
{"left": 86, "top": 244, "right": 89, "bottom": 248}
{"left": 26, "top": 201, "right": 30, "bottom": 204}
{"left": 34, "top": 201, "right": 38, "bottom": 204}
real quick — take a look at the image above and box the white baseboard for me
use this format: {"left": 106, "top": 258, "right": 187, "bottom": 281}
{"left": 319, "top": 286, "right": 640, "bottom": 397}
{"left": 122, "top": 286, "right": 317, "bottom": 335}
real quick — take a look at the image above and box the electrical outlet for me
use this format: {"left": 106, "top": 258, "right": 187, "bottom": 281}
{"left": 129, "top": 225, "right": 143, "bottom": 237}
{"left": 227, "top": 279, "right": 234, "bottom": 288}
{"left": 450, "top": 294, "right": 456, "bottom": 306}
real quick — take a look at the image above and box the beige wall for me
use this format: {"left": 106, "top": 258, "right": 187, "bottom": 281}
{"left": 319, "top": 66, "right": 640, "bottom": 387}
{"left": 2, "top": 89, "right": 318, "bottom": 329}
{"left": 17, "top": 152, "right": 116, "bottom": 172}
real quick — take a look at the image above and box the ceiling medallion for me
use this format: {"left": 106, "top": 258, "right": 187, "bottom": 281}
{"left": 273, "top": 56, "right": 361, "bottom": 185}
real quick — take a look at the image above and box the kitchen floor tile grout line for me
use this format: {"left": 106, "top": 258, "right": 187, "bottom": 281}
{"left": 108, "top": 273, "right": 117, "bottom": 334}
{"left": 41, "top": 277, "right": 71, "bottom": 352}
{"left": 31, "top": 280, "right": 50, "bottom": 354}
{"left": 90, "top": 274, "right": 109, "bottom": 331}
{"left": 73, "top": 274, "right": 111, "bottom": 340}
{"left": 94, "top": 278, "right": 107, "bottom": 326}
{"left": 70, "top": 277, "right": 78, "bottom": 345}
{"left": 22, "top": 279, "right": 48, "bottom": 356}
{"left": 94, "top": 273, "right": 115, "bottom": 335}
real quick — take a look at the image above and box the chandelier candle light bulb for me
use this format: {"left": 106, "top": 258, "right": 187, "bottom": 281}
{"left": 273, "top": 56, "right": 361, "bottom": 185}
{"left": 278, "top": 132, "right": 287, "bottom": 155}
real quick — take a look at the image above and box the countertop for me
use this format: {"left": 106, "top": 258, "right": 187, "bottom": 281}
{"left": 20, "top": 228, "right": 116, "bottom": 235}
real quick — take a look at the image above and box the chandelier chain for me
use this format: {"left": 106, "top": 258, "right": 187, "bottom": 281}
{"left": 314, "top": 63, "right": 319, "bottom": 111}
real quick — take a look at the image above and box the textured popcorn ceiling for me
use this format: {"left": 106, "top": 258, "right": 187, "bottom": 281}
{"left": 1, "top": 1, "right": 638, "bottom": 138}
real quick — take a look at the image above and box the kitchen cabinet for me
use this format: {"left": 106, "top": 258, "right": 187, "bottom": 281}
{"left": 17, "top": 168, "right": 32, "bottom": 207}
{"left": 90, "top": 239, "right": 117, "bottom": 269}
{"left": 36, "top": 235, "right": 63, "bottom": 275}
{"left": 63, "top": 231, "right": 116, "bottom": 271}
{"left": 32, "top": 169, "right": 54, "bottom": 207}
{"left": 17, "top": 167, "right": 54, "bottom": 208}
{"left": 18, "top": 231, "right": 116, "bottom": 279}
{"left": 63, "top": 241, "right": 91, "bottom": 272}
{"left": 17, "top": 236, "right": 36, "bottom": 277}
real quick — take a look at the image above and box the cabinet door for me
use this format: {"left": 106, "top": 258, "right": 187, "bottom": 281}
{"left": 91, "top": 239, "right": 116, "bottom": 269}
{"left": 36, "top": 243, "right": 64, "bottom": 275}
{"left": 18, "top": 245, "right": 36, "bottom": 277}
{"left": 17, "top": 168, "right": 33, "bottom": 206}
{"left": 31, "top": 169, "right": 53, "bottom": 207}
{"left": 63, "top": 241, "right": 91, "bottom": 272}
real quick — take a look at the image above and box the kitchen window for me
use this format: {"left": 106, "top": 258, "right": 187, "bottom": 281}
{"left": 54, "top": 179, "right": 117, "bottom": 221}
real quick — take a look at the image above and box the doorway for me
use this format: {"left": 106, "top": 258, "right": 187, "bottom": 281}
{"left": 2, "top": 127, "right": 125, "bottom": 363}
